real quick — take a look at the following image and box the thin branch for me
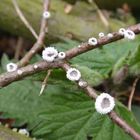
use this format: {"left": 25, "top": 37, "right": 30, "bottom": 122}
{"left": 17, "top": 0, "right": 50, "bottom": 67}
{"left": 66, "top": 23, "right": 140, "bottom": 59}
{"left": 128, "top": 77, "right": 139, "bottom": 111}
{"left": 0, "top": 61, "right": 62, "bottom": 88}
{"left": 61, "top": 62, "right": 140, "bottom": 140}
{"left": 93, "top": 0, "right": 110, "bottom": 29}
{"left": 12, "top": 0, "right": 38, "bottom": 39}
{"left": 109, "top": 111, "right": 140, "bottom": 140}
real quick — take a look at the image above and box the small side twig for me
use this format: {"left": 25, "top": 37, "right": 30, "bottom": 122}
{"left": 128, "top": 77, "right": 139, "bottom": 111}
{"left": 93, "top": 0, "right": 110, "bottom": 29}
{"left": 39, "top": 69, "right": 52, "bottom": 96}
{"left": 12, "top": 0, "right": 38, "bottom": 39}
{"left": 16, "top": 0, "right": 50, "bottom": 67}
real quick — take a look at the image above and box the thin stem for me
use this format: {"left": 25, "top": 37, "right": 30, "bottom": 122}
{"left": 93, "top": 0, "right": 110, "bottom": 29}
{"left": 17, "top": 0, "right": 50, "bottom": 67}
{"left": 66, "top": 23, "right": 140, "bottom": 59}
{"left": 12, "top": 0, "right": 38, "bottom": 39}
{"left": 14, "top": 37, "right": 23, "bottom": 60}
{"left": 0, "top": 61, "right": 62, "bottom": 88}
{"left": 39, "top": 69, "right": 52, "bottom": 96}
{"left": 109, "top": 111, "right": 140, "bottom": 140}
{"left": 128, "top": 77, "right": 139, "bottom": 111}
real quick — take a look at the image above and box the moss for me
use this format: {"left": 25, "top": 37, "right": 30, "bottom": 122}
{"left": 0, "top": 0, "right": 136, "bottom": 43}
{"left": 0, "top": 125, "right": 32, "bottom": 140}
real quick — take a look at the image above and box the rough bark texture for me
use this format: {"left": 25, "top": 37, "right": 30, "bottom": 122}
{"left": 0, "top": 0, "right": 135, "bottom": 42}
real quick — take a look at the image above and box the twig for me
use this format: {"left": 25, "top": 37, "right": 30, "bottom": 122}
{"left": 109, "top": 111, "right": 140, "bottom": 140}
{"left": 0, "top": 61, "right": 62, "bottom": 88}
{"left": 128, "top": 77, "right": 139, "bottom": 111}
{"left": 65, "top": 23, "right": 140, "bottom": 59}
{"left": 61, "top": 62, "right": 140, "bottom": 140}
{"left": 12, "top": 0, "right": 38, "bottom": 39}
{"left": 17, "top": 0, "right": 50, "bottom": 67}
{"left": 14, "top": 37, "right": 24, "bottom": 60}
{"left": 92, "top": 0, "right": 110, "bottom": 29}
{"left": 39, "top": 69, "right": 52, "bottom": 96}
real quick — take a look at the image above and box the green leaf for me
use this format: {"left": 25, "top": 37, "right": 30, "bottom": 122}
{"left": 74, "top": 65, "right": 105, "bottom": 86}
{"left": 111, "top": 53, "right": 130, "bottom": 77}
{"left": 128, "top": 45, "right": 140, "bottom": 75}
{"left": 132, "top": 105, "right": 140, "bottom": 123}
{"left": 1, "top": 53, "right": 10, "bottom": 72}
{"left": 32, "top": 86, "right": 140, "bottom": 140}
{"left": 0, "top": 76, "right": 140, "bottom": 139}
{"left": 53, "top": 39, "right": 140, "bottom": 86}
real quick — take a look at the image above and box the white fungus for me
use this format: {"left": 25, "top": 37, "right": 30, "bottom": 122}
{"left": 66, "top": 68, "right": 81, "bottom": 81}
{"left": 42, "top": 47, "right": 58, "bottom": 62}
{"left": 95, "top": 93, "right": 115, "bottom": 114}
{"left": 118, "top": 28, "right": 126, "bottom": 35}
{"left": 78, "top": 45, "right": 81, "bottom": 48}
{"left": 33, "top": 65, "right": 38, "bottom": 69}
{"left": 18, "top": 129, "right": 29, "bottom": 137}
{"left": 17, "top": 70, "right": 23, "bottom": 75}
{"left": 78, "top": 80, "right": 87, "bottom": 88}
{"left": 58, "top": 52, "right": 66, "bottom": 59}
{"left": 124, "top": 29, "right": 135, "bottom": 40}
{"left": 88, "top": 37, "right": 98, "bottom": 46}
{"left": 6, "top": 63, "right": 18, "bottom": 72}
{"left": 43, "top": 11, "right": 51, "bottom": 19}
{"left": 107, "top": 33, "right": 113, "bottom": 38}
{"left": 98, "top": 32, "right": 105, "bottom": 38}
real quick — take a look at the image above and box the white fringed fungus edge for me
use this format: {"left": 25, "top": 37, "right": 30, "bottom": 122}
{"left": 124, "top": 29, "right": 135, "bottom": 40}
{"left": 6, "top": 63, "right": 18, "bottom": 72}
{"left": 95, "top": 93, "right": 115, "bottom": 114}
{"left": 43, "top": 11, "right": 51, "bottom": 19}
{"left": 42, "top": 47, "right": 58, "bottom": 62}
{"left": 88, "top": 37, "right": 97, "bottom": 46}
{"left": 66, "top": 68, "right": 81, "bottom": 81}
